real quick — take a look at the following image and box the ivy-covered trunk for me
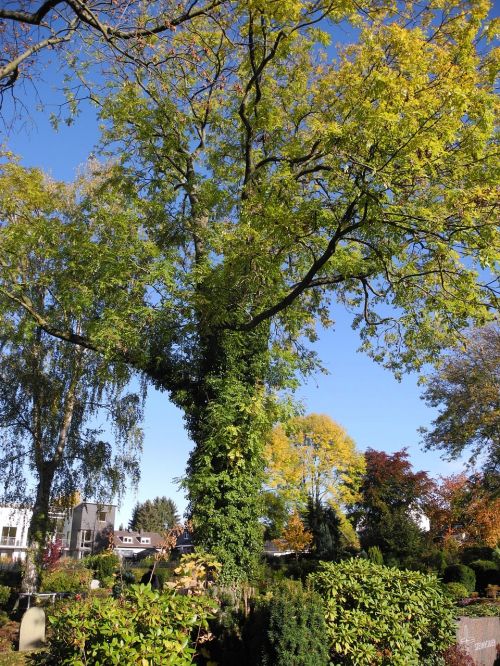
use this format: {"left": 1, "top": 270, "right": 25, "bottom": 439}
{"left": 22, "top": 467, "right": 55, "bottom": 592}
{"left": 178, "top": 326, "right": 271, "bottom": 582}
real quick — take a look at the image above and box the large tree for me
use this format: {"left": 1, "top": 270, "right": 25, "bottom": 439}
{"left": 421, "top": 324, "right": 500, "bottom": 491}
{"left": 129, "top": 496, "right": 180, "bottom": 532}
{"left": 0, "top": 0, "right": 498, "bottom": 580}
{"left": 349, "top": 449, "right": 435, "bottom": 564}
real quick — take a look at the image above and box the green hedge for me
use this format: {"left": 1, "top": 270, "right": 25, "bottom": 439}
{"left": 40, "top": 558, "right": 93, "bottom": 593}
{"left": 310, "top": 559, "right": 456, "bottom": 666}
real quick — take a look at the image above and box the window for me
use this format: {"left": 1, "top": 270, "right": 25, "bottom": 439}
{"left": 121, "top": 536, "right": 133, "bottom": 544}
{"left": 80, "top": 529, "right": 93, "bottom": 548}
{"left": 1, "top": 526, "right": 17, "bottom": 546}
{"left": 140, "top": 537, "right": 150, "bottom": 544}
{"left": 97, "top": 511, "right": 107, "bottom": 522}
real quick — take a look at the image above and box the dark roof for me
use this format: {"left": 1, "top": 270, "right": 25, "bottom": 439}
{"left": 114, "top": 530, "right": 164, "bottom": 548}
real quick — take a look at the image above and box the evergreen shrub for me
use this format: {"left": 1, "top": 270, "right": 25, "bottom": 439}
{"left": 443, "top": 582, "right": 469, "bottom": 600}
{"left": 310, "top": 558, "right": 456, "bottom": 665}
{"left": 443, "top": 565, "right": 476, "bottom": 594}
{"left": 243, "top": 580, "right": 329, "bottom": 666}
{"left": 467, "top": 560, "right": 499, "bottom": 594}
{"left": 0, "top": 585, "right": 10, "bottom": 608}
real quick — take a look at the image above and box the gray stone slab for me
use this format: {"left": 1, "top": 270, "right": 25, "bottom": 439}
{"left": 457, "top": 616, "right": 500, "bottom": 666}
{"left": 18, "top": 606, "right": 46, "bottom": 651}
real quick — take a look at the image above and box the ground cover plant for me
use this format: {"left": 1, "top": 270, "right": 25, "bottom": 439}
{"left": 310, "top": 558, "right": 456, "bottom": 665}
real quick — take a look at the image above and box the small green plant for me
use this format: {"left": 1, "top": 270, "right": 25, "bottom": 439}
{"left": 40, "top": 584, "right": 216, "bottom": 665}
{"left": 443, "top": 582, "right": 469, "bottom": 600}
{"left": 367, "top": 546, "right": 384, "bottom": 565}
{"left": 0, "top": 585, "right": 11, "bottom": 609}
{"left": 443, "top": 565, "right": 476, "bottom": 594}
{"left": 310, "top": 558, "right": 456, "bottom": 665}
{"left": 84, "top": 552, "right": 120, "bottom": 585}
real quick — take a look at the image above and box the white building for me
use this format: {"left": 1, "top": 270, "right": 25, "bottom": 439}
{"left": 0, "top": 506, "right": 32, "bottom": 561}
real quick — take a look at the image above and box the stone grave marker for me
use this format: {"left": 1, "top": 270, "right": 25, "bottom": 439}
{"left": 18, "top": 606, "right": 46, "bottom": 651}
{"left": 457, "top": 616, "right": 500, "bottom": 666}
{"left": 90, "top": 578, "right": 100, "bottom": 589}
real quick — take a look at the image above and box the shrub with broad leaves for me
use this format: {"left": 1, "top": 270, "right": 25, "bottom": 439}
{"left": 310, "top": 559, "right": 456, "bottom": 666}
{"left": 38, "top": 584, "right": 216, "bottom": 665}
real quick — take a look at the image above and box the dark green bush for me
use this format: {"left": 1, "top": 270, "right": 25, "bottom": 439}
{"left": 468, "top": 560, "right": 499, "bottom": 594}
{"left": 310, "top": 558, "right": 456, "bottom": 666}
{"left": 39, "top": 584, "right": 216, "bottom": 665}
{"left": 460, "top": 547, "right": 494, "bottom": 565}
{"left": 243, "top": 580, "right": 329, "bottom": 666}
{"left": 443, "top": 565, "right": 476, "bottom": 593}
{"left": 443, "top": 582, "right": 469, "bottom": 600}
{"left": 0, "top": 567, "right": 21, "bottom": 588}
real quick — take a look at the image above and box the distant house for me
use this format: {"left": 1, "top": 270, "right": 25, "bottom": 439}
{"left": 0, "top": 502, "right": 115, "bottom": 561}
{"left": 114, "top": 528, "right": 194, "bottom": 560}
{"left": 62, "top": 503, "right": 116, "bottom": 558}
{"left": 0, "top": 506, "right": 32, "bottom": 561}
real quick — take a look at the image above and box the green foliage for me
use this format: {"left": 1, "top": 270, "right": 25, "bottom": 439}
{"left": 129, "top": 496, "right": 179, "bottom": 532}
{"left": 261, "top": 492, "right": 288, "bottom": 541}
{"left": 310, "top": 559, "right": 456, "bottom": 666}
{"left": 243, "top": 580, "right": 329, "bottom": 666}
{"left": 367, "top": 546, "right": 384, "bottom": 565}
{"left": 0, "top": 585, "right": 10, "bottom": 608}
{"left": 0, "top": 0, "right": 498, "bottom": 584}
{"left": 467, "top": 560, "right": 499, "bottom": 594}
{"left": 306, "top": 497, "right": 346, "bottom": 561}
{"left": 41, "top": 584, "right": 216, "bottom": 665}
{"left": 455, "top": 602, "right": 500, "bottom": 617}
{"left": 443, "top": 583, "right": 469, "bottom": 600}
{"left": 443, "top": 565, "right": 476, "bottom": 594}
{"left": 84, "top": 552, "right": 120, "bottom": 584}
{"left": 40, "top": 558, "right": 93, "bottom": 593}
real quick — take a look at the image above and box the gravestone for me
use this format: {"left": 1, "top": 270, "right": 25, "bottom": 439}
{"left": 18, "top": 606, "right": 46, "bottom": 651}
{"left": 90, "top": 579, "right": 100, "bottom": 589}
{"left": 457, "top": 616, "right": 500, "bottom": 666}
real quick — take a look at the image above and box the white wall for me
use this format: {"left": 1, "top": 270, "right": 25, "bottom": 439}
{"left": 0, "top": 506, "right": 32, "bottom": 560}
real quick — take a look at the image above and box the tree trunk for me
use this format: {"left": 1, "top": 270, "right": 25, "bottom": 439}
{"left": 180, "top": 325, "right": 271, "bottom": 582}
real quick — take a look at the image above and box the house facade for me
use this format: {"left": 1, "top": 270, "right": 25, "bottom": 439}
{"left": 62, "top": 503, "right": 116, "bottom": 559}
{"left": 0, "top": 506, "right": 32, "bottom": 561}
{"left": 0, "top": 502, "right": 116, "bottom": 561}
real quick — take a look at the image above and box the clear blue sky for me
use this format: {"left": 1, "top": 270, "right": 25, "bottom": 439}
{"left": 3, "top": 21, "right": 475, "bottom": 527}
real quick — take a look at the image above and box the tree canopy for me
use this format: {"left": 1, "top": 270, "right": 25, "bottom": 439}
{"left": 0, "top": 0, "right": 498, "bottom": 580}
{"left": 129, "top": 496, "right": 180, "bottom": 532}
{"left": 421, "top": 324, "right": 500, "bottom": 489}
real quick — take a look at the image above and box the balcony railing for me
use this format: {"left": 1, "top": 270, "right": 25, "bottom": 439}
{"left": 0, "top": 537, "right": 21, "bottom": 547}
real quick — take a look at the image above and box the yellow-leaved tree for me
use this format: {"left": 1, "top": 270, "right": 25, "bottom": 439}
{"left": 265, "top": 414, "right": 364, "bottom": 547}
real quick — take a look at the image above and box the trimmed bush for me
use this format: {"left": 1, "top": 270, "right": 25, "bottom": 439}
{"left": 40, "top": 558, "right": 93, "bottom": 593}
{"left": 40, "top": 584, "right": 216, "bottom": 665}
{"left": 243, "top": 580, "right": 329, "bottom": 666}
{"left": 443, "top": 582, "right": 469, "bottom": 600}
{"left": 468, "top": 560, "right": 499, "bottom": 594}
{"left": 443, "top": 565, "right": 476, "bottom": 594}
{"left": 310, "top": 558, "right": 456, "bottom": 666}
